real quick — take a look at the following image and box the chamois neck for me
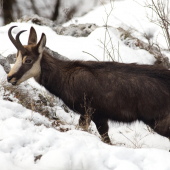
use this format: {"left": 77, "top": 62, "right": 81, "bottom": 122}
{"left": 38, "top": 50, "right": 64, "bottom": 96}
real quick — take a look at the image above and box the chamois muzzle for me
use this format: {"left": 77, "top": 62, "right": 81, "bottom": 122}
{"left": 8, "top": 26, "right": 27, "bottom": 54}
{"left": 7, "top": 75, "right": 17, "bottom": 85}
{"left": 7, "top": 76, "right": 12, "bottom": 82}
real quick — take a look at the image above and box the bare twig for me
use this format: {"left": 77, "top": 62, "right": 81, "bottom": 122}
{"left": 100, "top": 0, "right": 114, "bottom": 61}
{"left": 119, "top": 131, "right": 137, "bottom": 148}
{"left": 145, "top": 0, "right": 170, "bottom": 50}
{"left": 82, "top": 51, "right": 99, "bottom": 61}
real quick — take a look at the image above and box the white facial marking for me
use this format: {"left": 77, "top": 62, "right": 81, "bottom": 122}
{"left": 10, "top": 77, "right": 17, "bottom": 84}
{"left": 17, "top": 54, "right": 42, "bottom": 84}
{"left": 8, "top": 52, "right": 22, "bottom": 77}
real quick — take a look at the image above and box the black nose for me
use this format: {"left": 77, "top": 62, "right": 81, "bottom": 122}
{"left": 12, "top": 82, "right": 17, "bottom": 85}
{"left": 7, "top": 76, "right": 12, "bottom": 82}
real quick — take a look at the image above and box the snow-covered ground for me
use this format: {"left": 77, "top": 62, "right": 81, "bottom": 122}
{"left": 0, "top": 0, "right": 170, "bottom": 169}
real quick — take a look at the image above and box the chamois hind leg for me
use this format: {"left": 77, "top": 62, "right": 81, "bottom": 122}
{"left": 79, "top": 115, "right": 91, "bottom": 131}
{"left": 153, "top": 116, "right": 170, "bottom": 138}
{"left": 92, "top": 115, "right": 111, "bottom": 144}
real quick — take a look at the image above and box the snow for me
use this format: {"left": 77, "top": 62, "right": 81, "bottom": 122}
{"left": 0, "top": 0, "right": 170, "bottom": 169}
{"left": 1, "top": 105, "right": 170, "bottom": 170}
{"left": 1, "top": 99, "right": 170, "bottom": 170}
{"left": 0, "top": 22, "right": 155, "bottom": 65}
{"left": 65, "top": 0, "right": 170, "bottom": 50}
{"left": 0, "top": 0, "right": 106, "bottom": 26}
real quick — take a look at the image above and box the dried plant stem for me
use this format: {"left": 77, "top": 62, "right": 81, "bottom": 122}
{"left": 145, "top": 0, "right": 170, "bottom": 50}
{"left": 82, "top": 51, "right": 99, "bottom": 61}
{"left": 119, "top": 131, "right": 137, "bottom": 148}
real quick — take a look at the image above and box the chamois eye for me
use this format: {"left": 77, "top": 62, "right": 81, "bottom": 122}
{"left": 25, "top": 59, "right": 32, "bottom": 64}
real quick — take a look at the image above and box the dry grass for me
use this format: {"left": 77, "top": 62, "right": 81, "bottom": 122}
{"left": 0, "top": 79, "right": 56, "bottom": 119}
{"left": 0, "top": 79, "right": 75, "bottom": 132}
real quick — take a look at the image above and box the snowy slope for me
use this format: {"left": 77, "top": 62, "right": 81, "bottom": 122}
{"left": 64, "top": 0, "right": 169, "bottom": 50}
{"left": 0, "top": 0, "right": 170, "bottom": 169}
{"left": 0, "top": 22, "right": 156, "bottom": 64}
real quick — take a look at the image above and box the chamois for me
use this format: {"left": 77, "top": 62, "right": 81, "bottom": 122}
{"left": 7, "top": 26, "right": 170, "bottom": 144}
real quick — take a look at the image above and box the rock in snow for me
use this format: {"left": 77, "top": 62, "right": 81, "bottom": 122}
{"left": 0, "top": 54, "right": 11, "bottom": 73}
{"left": 19, "top": 14, "right": 98, "bottom": 37}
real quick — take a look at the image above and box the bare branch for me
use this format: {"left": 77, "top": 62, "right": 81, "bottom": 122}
{"left": 145, "top": 0, "right": 170, "bottom": 50}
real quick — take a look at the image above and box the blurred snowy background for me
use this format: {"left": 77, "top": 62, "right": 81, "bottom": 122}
{"left": 0, "top": 0, "right": 109, "bottom": 26}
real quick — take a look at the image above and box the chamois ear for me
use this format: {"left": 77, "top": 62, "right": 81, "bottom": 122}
{"left": 37, "top": 33, "right": 46, "bottom": 54}
{"left": 28, "top": 27, "right": 37, "bottom": 45}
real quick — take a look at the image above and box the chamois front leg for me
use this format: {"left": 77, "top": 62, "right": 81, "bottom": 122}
{"left": 93, "top": 116, "right": 111, "bottom": 144}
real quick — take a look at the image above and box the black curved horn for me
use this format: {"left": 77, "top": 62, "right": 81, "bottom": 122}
{"left": 8, "top": 26, "right": 18, "bottom": 49}
{"left": 16, "top": 30, "right": 27, "bottom": 53}
{"left": 8, "top": 26, "right": 27, "bottom": 53}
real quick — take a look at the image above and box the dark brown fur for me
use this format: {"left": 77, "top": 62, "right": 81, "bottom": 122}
{"left": 38, "top": 50, "right": 170, "bottom": 143}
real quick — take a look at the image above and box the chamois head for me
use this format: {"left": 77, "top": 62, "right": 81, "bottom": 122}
{"left": 7, "top": 26, "right": 46, "bottom": 85}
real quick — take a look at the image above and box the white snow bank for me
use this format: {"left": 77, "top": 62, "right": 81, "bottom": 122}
{"left": 0, "top": 100, "right": 170, "bottom": 170}
{"left": 65, "top": 0, "right": 170, "bottom": 51}
{"left": 0, "top": 21, "right": 155, "bottom": 65}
